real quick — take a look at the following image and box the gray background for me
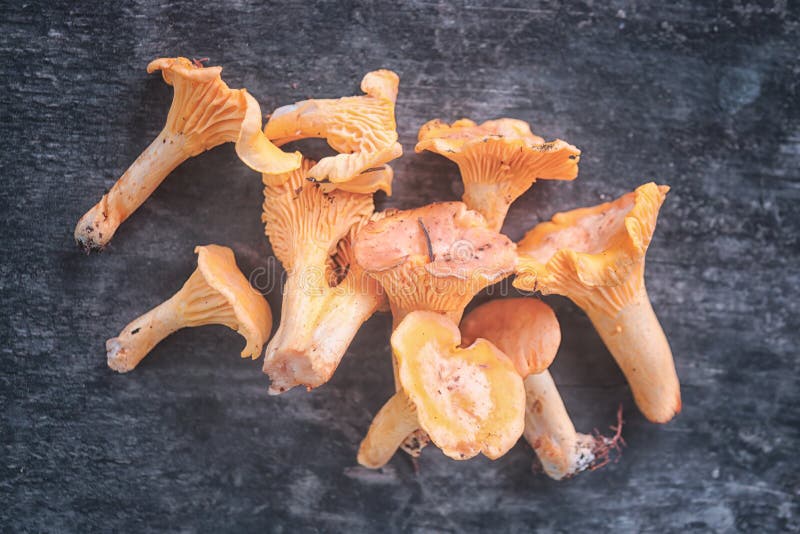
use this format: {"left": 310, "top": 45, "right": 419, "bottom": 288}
{"left": 1, "top": 1, "right": 798, "bottom": 532}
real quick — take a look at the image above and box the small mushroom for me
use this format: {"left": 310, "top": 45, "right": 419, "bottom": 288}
{"left": 357, "top": 311, "right": 525, "bottom": 468}
{"left": 264, "top": 70, "right": 402, "bottom": 189}
{"left": 461, "top": 298, "right": 620, "bottom": 480}
{"left": 260, "top": 158, "right": 388, "bottom": 393}
{"left": 106, "top": 245, "right": 272, "bottom": 373}
{"left": 514, "top": 183, "right": 680, "bottom": 423}
{"left": 460, "top": 298, "right": 560, "bottom": 377}
{"left": 353, "top": 202, "right": 517, "bottom": 459}
{"left": 75, "top": 57, "right": 301, "bottom": 251}
{"left": 415, "top": 118, "right": 580, "bottom": 231}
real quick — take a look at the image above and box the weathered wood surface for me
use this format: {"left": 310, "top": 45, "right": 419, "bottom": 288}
{"left": 1, "top": 1, "right": 798, "bottom": 532}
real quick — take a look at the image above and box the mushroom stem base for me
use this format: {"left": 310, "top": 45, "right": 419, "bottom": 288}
{"left": 523, "top": 371, "right": 596, "bottom": 480}
{"left": 584, "top": 284, "right": 681, "bottom": 424}
{"left": 74, "top": 130, "right": 188, "bottom": 251}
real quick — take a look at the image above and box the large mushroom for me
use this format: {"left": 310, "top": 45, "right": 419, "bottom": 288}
{"left": 461, "top": 298, "right": 621, "bottom": 479}
{"left": 514, "top": 182, "right": 680, "bottom": 423}
{"left": 415, "top": 118, "right": 580, "bottom": 231}
{"left": 75, "top": 57, "right": 301, "bottom": 251}
{"left": 264, "top": 70, "right": 402, "bottom": 191}
{"left": 260, "top": 158, "right": 389, "bottom": 393}
{"left": 357, "top": 311, "right": 525, "bottom": 468}
{"left": 353, "top": 202, "right": 518, "bottom": 464}
{"left": 106, "top": 245, "right": 272, "bottom": 373}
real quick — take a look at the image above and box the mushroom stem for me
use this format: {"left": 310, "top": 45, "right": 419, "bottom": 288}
{"left": 357, "top": 391, "right": 420, "bottom": 469}
{"left": 461, "top": 182, "right": 510, "bottom": 232}
{"left": 75, "top": 131, "right": 187, "bottom": 250}
{"left": 263, "top": 267, "right": 382, "bottom": 394}
{"left": 523, "top": 371, "right": 598, "bottom": 480}
{"left": 583, "top": 281, "right": 680, "bottom": 424}
{"left": 106, "top": 269, "right": 236, "bottom": 372}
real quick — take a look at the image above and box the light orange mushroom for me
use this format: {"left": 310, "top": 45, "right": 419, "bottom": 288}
{"left": 353, "top": 202, "right": 517, "bottom": 461}
{"left": 75, "top": 57, "right": 301, "bottom": 251}
{"left": 461, "top": 298, "right": 621, "bottom": 480}
{"left": 461, "top": 298, "right": 560, "bottom": 377}
{"left": 264, "top": 70, "right": 402, "bottom": 192}
{"left": 514, "top": 182, "right": 680, "bottom": 423}
{"left": 415, "top": 118, "right": 580, "bottom": 231}
{"left": 260, "top": 158, "right": 389, "bottom": 393}
{"left": 106, "top": 245, "right": 272, "bottom": 373}
{"left": 357, "top": 311, "right": 525, "bottom": 468}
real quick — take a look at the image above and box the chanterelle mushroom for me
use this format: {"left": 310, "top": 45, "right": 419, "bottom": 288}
{"left": 353, "top": 201, "right": 517, "bottom": 459}
{"left": 415, "top": 118, "right": 580, "bottom": 231}
{"left": 75, "top": 57, "right": 301, "bottom": 251}
{"left": 461, "top": 298, "right": 621, "bottom": 480}
{"left": 357, "top": 311, "right": 525, "bottom": 468}
{"left": 106, "top": 245, "right": 272, "bottom": 373}
{"left": 514, "top": 182, "right": 680, "bottom": 423}
{"left": 261, "top": 158, "right": 388, "bottom": 394}
{"left": 264, "top": 70, "right": 402, "bottom": 190}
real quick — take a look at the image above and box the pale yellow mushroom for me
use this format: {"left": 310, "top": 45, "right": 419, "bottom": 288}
{"left": 75, "top": 57, "right": 301, "bottom": 251}
{"left": 260, "top": 158, "right": 389, "bottom": 393}
{"left": 264, "top": 70, "right": 402, "bottom": 191}
{"left": 415, "top": 118, "right": 580, "bottom": 231}
{"left": 106, "top": 245, "right": 272, "bottom": 372}
{"left": 514, "top": 182, "right": 680, "bottom": 423}
{"left": 357, "top": 311, "right": 525, "bottom": 468}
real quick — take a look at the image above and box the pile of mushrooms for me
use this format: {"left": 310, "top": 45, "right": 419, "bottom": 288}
{"left": 80, "top": 57, "right": 680, "bottom": 480}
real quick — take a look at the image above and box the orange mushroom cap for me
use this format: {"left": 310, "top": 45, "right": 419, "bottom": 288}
{"left": 354, "top": 201, "right": 517, "bottom": 326}
{"left": 415, "top": 118, "right": 580, "bottom": 231}
{"left": 461, "top": 298, "right": 561, "bottom": 377}
{"left": 264, "top": 70, "right": 402, "bottom": 192}
{"left": 514, "top": 182, "right": 669, "bottom": 311}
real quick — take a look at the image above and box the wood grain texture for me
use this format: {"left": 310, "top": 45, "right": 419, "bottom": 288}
{"left": 1, "top": 1, "right": 798, "bottom": 531}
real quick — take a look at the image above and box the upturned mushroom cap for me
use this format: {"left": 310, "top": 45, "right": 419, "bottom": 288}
{"left": 353, "top": 202, "right": 517, "bottom": 325}
{"left": 460, "top": 298, "right": 561, "bottom": 377}
{"left": 193, "top": 245, "right": 273, "bottom": 358}
{"left": 264, "top": 70, "right": 402, "bottom": 189}
{"left": 514, "top": 182, "right": 669, "bottom": 311}
{"left": 514, "top": 183, "right": 680, "bottom": 424}
{"left": 146, "top": 57, "right": 301, "bottom": 174}
{"left": 392, "top": 311, "right": 526, "bottom": 460}
{"left": 415, "top": 118, "right": 580, "bottom": 231}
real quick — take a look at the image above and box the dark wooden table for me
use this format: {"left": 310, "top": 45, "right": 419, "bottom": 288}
{"left": 2, "top": 1, "right": 798, "bottom": 531}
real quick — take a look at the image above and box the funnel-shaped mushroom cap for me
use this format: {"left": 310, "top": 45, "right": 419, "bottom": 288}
{"left": 514, "top": 182, "right": 669, "bottom": 308}
{"left": 106, "top": 245, "right": 272, "bottom": 373}
{"left": 74, "top": 58, "right": 301, "bottom": 252}
{"left": 514, "top": 183, "right": 680, "bottom": 424}
{"left": 393, "top": 311, "right": 525, "bottom": 460}
{"left": 262, "top": 157, "right": 374, "bottom": 269}
{"left": 261, "top": 158, "right": 382, "bottom": 392}
{"left": 193, "top": 245, "right": 273, "bottom": 358}
{"left": 354, "top": 202, "right": 517, "bottom": 324}
{"left": 146, "top": 57, "right": 301, "bottom": 173}
{"left": 264, "top": 70, "right": 402, "bottom": 189}
{"left": 461, "top": 298, "right": 561, "bottom": 377}
{"left": 415, "top": 118, "right": 580, "bottom": 231}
